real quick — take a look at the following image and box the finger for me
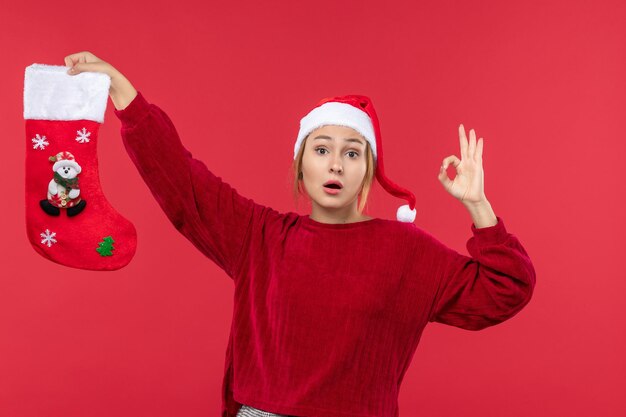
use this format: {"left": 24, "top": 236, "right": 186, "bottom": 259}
{"left": 64, "top": 53, "right": 83, "bottom": 67}
{"left": 67, "top": 62, "right": 82, "bottom": 74}
{"left": 459, "top": 124, "right": 468, "bottom": 160}
{"left": 67, "top": 61, "right": 102, "bottom": 75}
{"left": 438, "top": 163, "right": 453, "bottom": 187}
{"left": 468, "top": 129, "right": 476, "bottom": 159}
{"left": 475, "top": 137, "right": 483, "bottom": 161}
{"left": 65, "top": 57, "right": 77, "bottom": 68}
{"left": 441, "top": 155, "right": 461, "bottom": 170}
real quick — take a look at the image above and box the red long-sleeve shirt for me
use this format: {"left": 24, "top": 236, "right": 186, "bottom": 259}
{"left": 114, "top": 91, "right": 536, "bottom": 417}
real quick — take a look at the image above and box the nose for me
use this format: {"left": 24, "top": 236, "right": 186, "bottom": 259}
{"left": 329, "top": 159, "right": 343, "bottom": 174}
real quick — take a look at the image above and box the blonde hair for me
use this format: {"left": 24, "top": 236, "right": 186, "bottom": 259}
{"left": 291, "top": 135, "right": 376, "bottom": 214}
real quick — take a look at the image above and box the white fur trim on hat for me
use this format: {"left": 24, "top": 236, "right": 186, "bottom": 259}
{"left": 24, "top": 63, "right": 111, "bottom": 123}
{"left": 294, "top": 101, "right": 377, "bottom": 160}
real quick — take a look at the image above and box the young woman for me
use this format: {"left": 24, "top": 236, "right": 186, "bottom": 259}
{"left": 65, "top": 51, "right": 536, "bottom": 417}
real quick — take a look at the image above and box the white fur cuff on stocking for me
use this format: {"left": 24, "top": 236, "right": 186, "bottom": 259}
{"left": 24, "top": 63, "right": 111, "bottom": 123}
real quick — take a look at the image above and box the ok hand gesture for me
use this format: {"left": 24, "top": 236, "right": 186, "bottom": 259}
{"left": 438, "top": 124, "right": 487, "bottom": 205}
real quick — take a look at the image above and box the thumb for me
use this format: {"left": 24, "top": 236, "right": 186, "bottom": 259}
{"left": 67, "top": 61, "right": 109, "bottom": 76}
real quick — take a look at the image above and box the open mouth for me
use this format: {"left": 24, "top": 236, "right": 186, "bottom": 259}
{"left": 324, "top": 184, "right": 342, "bottom": 189}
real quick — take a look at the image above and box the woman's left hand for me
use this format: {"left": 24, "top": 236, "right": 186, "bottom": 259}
{"left": 438, "top": 124, "right": 487, "bottom": 205}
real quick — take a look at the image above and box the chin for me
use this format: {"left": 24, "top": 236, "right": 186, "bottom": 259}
{"left": 317, "top": 195, "right": 357, "bottom": 208}
{"left": 315, "top": 199, "right": 343, "bottom": 208}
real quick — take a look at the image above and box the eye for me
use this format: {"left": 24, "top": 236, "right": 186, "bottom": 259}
{"left": 315, "top": 147, "right": 328, "bottom": 155}
{"left": 347, "top": 151, "right": 359, "bottom": 158}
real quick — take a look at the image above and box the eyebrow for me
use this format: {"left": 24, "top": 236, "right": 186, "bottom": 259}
{"left": 313, "top": 135, "right": 364, "bottom": 145}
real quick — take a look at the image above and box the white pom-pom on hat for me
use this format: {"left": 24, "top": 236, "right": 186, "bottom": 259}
{"left": 396, "top": 204, "right": 417, "bottom": 223}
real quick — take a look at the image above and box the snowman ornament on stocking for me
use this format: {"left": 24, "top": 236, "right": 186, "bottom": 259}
{"left": 41, "top": 151, "right": 86, "bottom": 217}
{"left": 24, "top": 63, "right": 136, "bottom": 270}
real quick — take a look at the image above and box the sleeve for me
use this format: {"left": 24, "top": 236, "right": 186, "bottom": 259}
{"left": 113, "top": 91, "right": 264, "bottom": 279}
{"left": 426, "top": 216, "right": 536, "bottom": 330}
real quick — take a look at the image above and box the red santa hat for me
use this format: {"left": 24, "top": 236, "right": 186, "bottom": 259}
{"left": 294, "top": 95, "right": 417, "bottom": 223}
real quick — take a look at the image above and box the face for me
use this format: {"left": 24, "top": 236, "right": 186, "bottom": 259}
{"left": 57, "top": 165, "right": 78, "bottom": 179}
{"left": 301, "top": 125, "right": 368, "bottom": 216}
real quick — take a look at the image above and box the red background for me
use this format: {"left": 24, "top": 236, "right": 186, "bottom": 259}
{"left": 1, "top": 1, "right": 624, "bottom": 416}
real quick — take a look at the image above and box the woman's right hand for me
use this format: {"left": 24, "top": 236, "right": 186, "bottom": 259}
{"left": 64, "top": 51, "right": 137, "bottom": 110}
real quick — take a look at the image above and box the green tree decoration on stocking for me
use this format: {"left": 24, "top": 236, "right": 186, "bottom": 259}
{"left": 96, "top": 236, "right": 115, "bottom": 257}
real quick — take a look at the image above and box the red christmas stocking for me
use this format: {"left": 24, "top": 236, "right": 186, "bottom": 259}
{"left": 24, "top": 63, "right": 136, "bottom": 270}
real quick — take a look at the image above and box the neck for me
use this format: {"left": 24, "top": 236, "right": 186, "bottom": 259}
{"left": 309, "top": 201, "right": 372, "bottom": 224}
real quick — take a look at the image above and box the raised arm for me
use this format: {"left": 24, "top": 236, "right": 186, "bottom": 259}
{"left": 115, "top": 92, "right": 263, "bottom": 279}
{"left": 64, "top": 51, "right": 276, "bottom": 280}
{"left": 424, "top": 123, "right": 536, "bottom": 329}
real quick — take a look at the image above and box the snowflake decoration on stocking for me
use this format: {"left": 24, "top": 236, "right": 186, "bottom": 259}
{"left": 32, "top": 134, "right": 49, "bottom": 150}
{"left": 40, "top": 229, "right": 57, "bottom": 247}
{"left": 75, "top": 127, "right": 91, "bottom": 144}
